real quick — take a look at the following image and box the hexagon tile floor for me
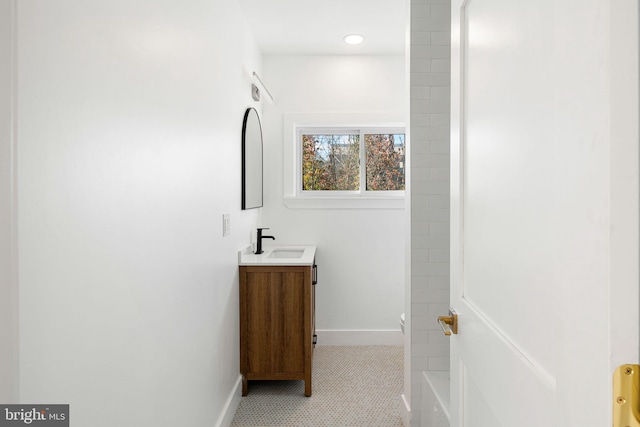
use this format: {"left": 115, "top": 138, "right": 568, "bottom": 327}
{"left": 230, "top": 345, "right": 404, "bottom": 427}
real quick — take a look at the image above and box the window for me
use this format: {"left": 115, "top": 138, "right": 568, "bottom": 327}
{"left": 299, "top": 127, "right": 405, "bottom": 194}
{"left": 283, "top": 113, "right": 406, "bottom": 209}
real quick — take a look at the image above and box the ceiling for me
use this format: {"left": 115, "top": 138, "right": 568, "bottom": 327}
{"left": 238, "top": 0, "right": 408, "bottom": 55}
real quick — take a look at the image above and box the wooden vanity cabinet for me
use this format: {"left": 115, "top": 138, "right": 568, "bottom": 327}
{"left": 239, "top": 262, "right": 316, "bottom": 396}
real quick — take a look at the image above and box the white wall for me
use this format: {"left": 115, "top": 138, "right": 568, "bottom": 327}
{"left": 0, "top": 0, "right": 18, "bottom": 403}
{"left": 262, "top": 55, "right": 407, "bottom": 339}
{"left": 16, "top": 1, "right": 260, "bottom": 425}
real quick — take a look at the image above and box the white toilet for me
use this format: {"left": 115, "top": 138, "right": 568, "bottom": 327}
{"left": 400, "top": 313, "right": 405, "bottom": 334}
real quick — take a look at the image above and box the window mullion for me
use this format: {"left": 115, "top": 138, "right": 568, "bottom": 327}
{"left": 359, "top": 129, "right": 366, "bottom": 194}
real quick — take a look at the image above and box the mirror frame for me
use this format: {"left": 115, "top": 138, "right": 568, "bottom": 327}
{"left": 241, "top": 107, "right": 264, "bottom": 210}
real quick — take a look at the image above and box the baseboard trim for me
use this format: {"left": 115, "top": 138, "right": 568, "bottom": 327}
{"left": 215, "top": 375, "right": 243, "bottom": 427}
{"left": 315, "top": 329, "right": 403, "bottom": 346}
{"left": 401, "top": 393, "right": 411, "bottom": 427}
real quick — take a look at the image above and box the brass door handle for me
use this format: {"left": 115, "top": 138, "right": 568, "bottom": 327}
{"left": 438, "top": 308, "right": 458, "bottom": 336}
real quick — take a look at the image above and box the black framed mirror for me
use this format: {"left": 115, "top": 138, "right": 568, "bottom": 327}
{"left": 241, "top": 107, "right": 263, "bottom": 209}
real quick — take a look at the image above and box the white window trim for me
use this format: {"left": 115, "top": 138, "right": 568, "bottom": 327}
{"left": 283, "top": 113, "right": 407, "bottom": 210}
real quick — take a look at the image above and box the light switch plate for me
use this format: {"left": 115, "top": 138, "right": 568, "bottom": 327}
{"left": 222, "top": 213, "right": 230, "bottom": 236}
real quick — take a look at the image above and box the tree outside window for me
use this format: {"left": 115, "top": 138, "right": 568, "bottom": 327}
{"left": 365, "top": 133, "right": 405, "bottom": 191}
{"left": 301, "top": 129, "right": 405, "bottom": 193}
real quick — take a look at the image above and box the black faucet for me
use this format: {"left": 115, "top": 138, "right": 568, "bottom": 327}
{"left": 256, "top": 228, "right": 275, "bottom": 254}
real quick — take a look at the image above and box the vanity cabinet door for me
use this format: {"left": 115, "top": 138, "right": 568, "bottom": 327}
{"left": 239, "top": 265, "right": 314, "bottom": 396}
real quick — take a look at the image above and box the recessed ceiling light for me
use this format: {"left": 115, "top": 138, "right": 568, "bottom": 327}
{"left": 343, "top": 34, "right": 365, "bottom": 45}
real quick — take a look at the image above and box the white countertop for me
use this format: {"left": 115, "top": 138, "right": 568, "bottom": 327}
{"left": 238, "top": 245, "right": 316, "bottom": 266}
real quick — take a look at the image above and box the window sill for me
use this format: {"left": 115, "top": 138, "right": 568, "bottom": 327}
{"left": 283, "top": 196, "right": 405, "bottom": 210}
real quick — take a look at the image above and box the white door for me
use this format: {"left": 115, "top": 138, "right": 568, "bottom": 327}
{"left": 449, "top": 0, "right": 639, "bottom": 426}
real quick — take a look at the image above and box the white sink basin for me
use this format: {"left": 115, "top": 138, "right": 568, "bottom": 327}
{"left": 269, "top": 249, "right": 305, "bottom": 259}
{"left": 238, "top": 245, "right": 316, "bottom": 266}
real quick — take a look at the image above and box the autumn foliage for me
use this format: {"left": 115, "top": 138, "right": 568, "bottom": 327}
{"left": 302, "top": 133, "right": 405, "bottom": 191}
{"left": 365, "top": 134, "right": 405, "bottom": 191}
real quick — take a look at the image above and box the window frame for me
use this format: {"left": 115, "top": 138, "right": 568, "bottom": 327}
{"left": 283, "top": 113, "right": 406, "bottom": 210}
{"left": 297, "top": 126, "right": 406, "bottom": 196}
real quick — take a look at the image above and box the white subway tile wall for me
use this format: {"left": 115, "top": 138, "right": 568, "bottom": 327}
{"left": 410, "top": 0, "right": 451, "bottom": 425}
